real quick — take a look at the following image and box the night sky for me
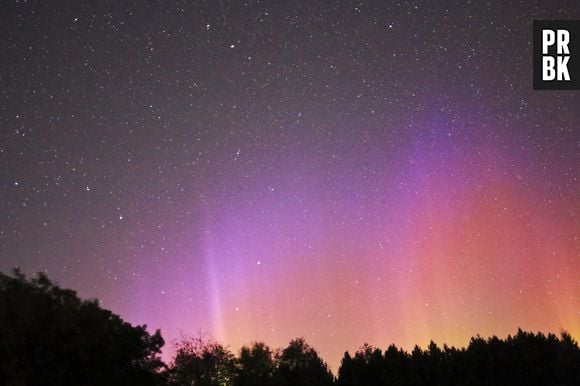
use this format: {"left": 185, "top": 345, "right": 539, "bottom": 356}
{"left": 1, "top": 0, "right": 578, "bottom": 370}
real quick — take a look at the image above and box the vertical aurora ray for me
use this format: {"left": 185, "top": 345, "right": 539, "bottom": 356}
{"left": 204, "top": 238, "right": 226, "bottom": 342}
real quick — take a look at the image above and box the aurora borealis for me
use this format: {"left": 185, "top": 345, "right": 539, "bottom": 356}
{"left": 1, "top": 0, "right": 578, "bottom": 370}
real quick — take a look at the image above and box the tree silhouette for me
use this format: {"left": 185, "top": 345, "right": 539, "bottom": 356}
{"left": 0, "top": 269, "right": 165, "bottom": 386}
{"left": 169, "top": 337, "right": 335, "bottom": 386}
{"left": 235, "top": 342, "right": 276, "bottom": 386}
{"left": 335, "top": 329, "right": 580, "bottom": 386}
{"left": 169, "top": 335, "right": 236, "bottom": 386}
{"left": 273, "top": 337, "right": 334, "bottom": 386}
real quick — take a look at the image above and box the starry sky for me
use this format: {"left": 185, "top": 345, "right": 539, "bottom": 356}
{"left": 1, "top": 0, "right": 578, "bottom": 371}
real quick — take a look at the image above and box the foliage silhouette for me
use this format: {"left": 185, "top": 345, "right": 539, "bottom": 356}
{"left": 336, "top": 329, "right": 580, "bottom": 386}
{"left": 0, "top": 269, "right": 165, "bottom": 386}
{"left": 235, "top": 342, "right": 276, "bottom": 386}
{"left": 168, "top": 336, "right": 333, "bottom": 386}
{"left": 168, "top": 335, "right": 236, "bottom": 386}
{"left": 272, "top": 337, "right": 334, "bottom": 386}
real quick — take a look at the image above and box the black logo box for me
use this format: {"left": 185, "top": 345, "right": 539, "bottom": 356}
{"left": 533, "top": 20, "right": 580, "bottom": 90}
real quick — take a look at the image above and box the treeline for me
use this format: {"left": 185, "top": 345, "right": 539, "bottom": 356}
{"left": 337, "top": 331, "right": 580, "bottom": 386}
{"left": 169, "top": 336, "right": 333, "bottom": 386}
{"left": 1, "top": 270, "right": 579, "bottom": 385}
